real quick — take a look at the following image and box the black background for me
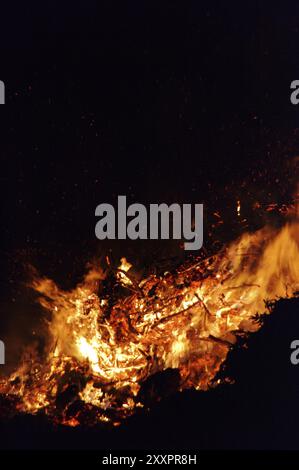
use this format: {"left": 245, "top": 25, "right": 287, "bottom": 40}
{"left": 0, "top": 0, "right": 299, "bottom": 450}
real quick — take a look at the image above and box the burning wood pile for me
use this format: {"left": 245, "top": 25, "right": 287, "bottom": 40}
{"left": 0, "top": 219, "right": 298, "bottom": 426}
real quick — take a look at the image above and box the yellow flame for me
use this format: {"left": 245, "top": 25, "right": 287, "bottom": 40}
{"left": 0, "top": 220, "right": 298, "bottom": 425}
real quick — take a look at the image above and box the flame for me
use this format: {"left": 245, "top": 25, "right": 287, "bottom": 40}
{"left": 0, "top": 220, "right": 298, "bottom": 426}
{"left": 237, "top": 200, "right": 241, "bottom": 217}
{"left": 116, "top": 257, "right": 133, "bottom": 287}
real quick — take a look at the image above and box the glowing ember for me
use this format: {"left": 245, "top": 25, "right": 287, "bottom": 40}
{"left": 0, "top": 220, "right": 298, "bottom": 426}
{"left": 237, "top": 200, "right": 241, "bottom": 217}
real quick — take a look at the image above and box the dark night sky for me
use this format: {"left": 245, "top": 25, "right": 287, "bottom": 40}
{"left": 0, "top": 0, "right": 299, "bottom": 451}
{"left": 0, "top": 2, "right": 298, "bottom": 289}
{"left": 0, "top": 1, "right": 298, "bottom": 250}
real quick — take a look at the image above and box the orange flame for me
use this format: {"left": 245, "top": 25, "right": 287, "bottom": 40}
{"left": 0, "top": 220, "right": 298, "bottom": 426}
